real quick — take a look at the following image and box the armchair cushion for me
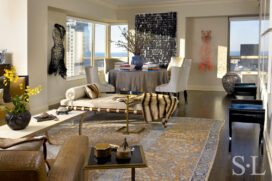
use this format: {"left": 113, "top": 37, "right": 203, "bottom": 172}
{"left": 0, "top": 136, "right": 47, "bottom": 151}
{"left": 231, "top": 104, "right": 263, "bottom": 110}
{"left": 0, "top": 151, "right": 47, "bottom": 181}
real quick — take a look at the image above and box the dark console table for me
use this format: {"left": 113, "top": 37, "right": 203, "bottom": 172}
{"left": 84, "top": 145, "right": 147, "bottom": 181}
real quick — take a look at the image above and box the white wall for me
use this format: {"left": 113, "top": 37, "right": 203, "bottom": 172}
{"left": 0, "top": 0, "right": 28, "bottom": 75}
{"left": 186, "top": 17, "right": 228, "bottom": 91}
{"left": 27, "top": 0, "right": 48, "bottom": 113}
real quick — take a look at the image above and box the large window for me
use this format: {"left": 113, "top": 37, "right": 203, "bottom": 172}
{"left": 66, "top": 18, "right": 92, "bottom": 77}
{"left": 66, "top": 17, "right": 128, "bottom": 78}
{"left": 110, "top": 25, "right": 128, "bottom": 58}
{"left": 229, "top": 17, "right": 259, "bottom": 72}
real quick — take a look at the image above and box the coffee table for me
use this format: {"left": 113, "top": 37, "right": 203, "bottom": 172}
{"left": 84, "top": 145, "right": 147, "bottom": 181}
{"left": 0, "top": 109, "right": 87, "bottom": 139}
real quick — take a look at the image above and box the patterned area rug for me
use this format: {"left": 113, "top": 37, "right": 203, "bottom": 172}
{"left": 47, "top": 117, "right": 224, "bottom": 181}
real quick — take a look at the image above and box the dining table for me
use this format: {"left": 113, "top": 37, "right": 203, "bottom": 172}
{"left": 108, "top": 69, "right": 169, "bottom": 93}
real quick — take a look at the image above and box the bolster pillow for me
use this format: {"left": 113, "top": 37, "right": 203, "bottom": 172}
{"left": 65, "top": 85, "right": 86, "bottom": 100}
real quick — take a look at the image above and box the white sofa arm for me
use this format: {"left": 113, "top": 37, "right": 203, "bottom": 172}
{"left": 65, "top": 85, "right": 86, "bottom": 100}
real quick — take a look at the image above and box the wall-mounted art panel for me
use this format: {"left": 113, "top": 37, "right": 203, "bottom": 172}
{"left": 135, "top": 12, "right": 177, "bottom": 64}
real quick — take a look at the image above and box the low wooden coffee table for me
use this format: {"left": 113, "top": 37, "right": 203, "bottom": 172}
{"left": 84, "top": 145, "right": 147, "bottom": 181}
{"left": 0, "top": 109, "right": 87, "bottom": 139}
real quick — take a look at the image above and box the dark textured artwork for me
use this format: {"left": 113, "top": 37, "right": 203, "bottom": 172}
{"left": 135, "top": 12, "right": 177, "bottom": 64}
{"left": 48, "top": 24, "right": 67, "bottom": 79}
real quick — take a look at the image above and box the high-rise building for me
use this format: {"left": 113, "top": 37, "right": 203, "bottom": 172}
{"left": 66, "top": 19, "right": 91, "bottom": 77}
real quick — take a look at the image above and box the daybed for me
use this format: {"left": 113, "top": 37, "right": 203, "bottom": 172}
{"left": 60, "top": 84, "right": 179, "bottom": 126}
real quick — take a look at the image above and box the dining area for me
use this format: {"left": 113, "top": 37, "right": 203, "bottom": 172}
{"left": 85, "top": 57, "right": 192, "bottom": 103}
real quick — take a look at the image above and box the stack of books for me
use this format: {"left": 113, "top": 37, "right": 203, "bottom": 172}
{"left": 148, "top": 67, "right": 159, "bottom": 71}
{"left": 119, "top": 64, "right": 131, "bottom": 71}
{"left": 142, "top": 63, "right": 159, "bottom": 71}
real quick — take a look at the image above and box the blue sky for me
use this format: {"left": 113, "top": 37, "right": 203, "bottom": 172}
{"left": 230, "top": 20, "right": 259, "bottom": 52}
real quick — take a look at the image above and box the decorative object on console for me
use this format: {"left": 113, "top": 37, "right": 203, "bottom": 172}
{"left": 222, "top": 72, "right": 241, "bottom": 94}
{"left": 116, "top": 138, "right": 131, "bottom": 160}
{"left": 0, "top": 49, "right": 7, "bottom": 64}
{"left": 94, "top": 143, "right": 112, "bottom": 158}
{"left": 34, "top": 112, "right": 58, "bottom": 122}
{"left": 3, "top": 66, "right": 42, "bottom": 130}
{"left": 199, "top": 30, "right": 213, "bottom": 71}
{"left": 114, "top": 27, "right": 153, "bottom": 70}
{"left": 56, "top": 107, "right": 69, "bottom": 115}
{"left": 135, "top": 12, "right": 177, "bottom": 64}
{"left": 48, "top": 24, "right": 67, "bottom": 79}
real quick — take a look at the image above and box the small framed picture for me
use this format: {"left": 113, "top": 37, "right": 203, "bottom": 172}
{"left": 0, "top": 49, "right": 7, "bottom": 64}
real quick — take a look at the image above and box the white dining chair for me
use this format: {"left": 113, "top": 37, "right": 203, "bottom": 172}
{"left": 85, "top": 66, "right": 115, "bottom": 93}
{"left": 104, "top": 58, "right": 124, "bottom": 82}
{"left": 156, "top": 59, "right": 192, "bottom": 103}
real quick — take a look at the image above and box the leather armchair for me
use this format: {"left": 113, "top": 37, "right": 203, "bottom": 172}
{"left": 0, "top": 135, "right": 89, "bottom": 181}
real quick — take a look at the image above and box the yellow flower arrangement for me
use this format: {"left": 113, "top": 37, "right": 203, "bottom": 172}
{"left": 3, "top": 66, "right": 42, "bottom": 114}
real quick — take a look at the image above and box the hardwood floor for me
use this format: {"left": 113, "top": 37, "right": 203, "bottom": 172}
{"left": 177, "top": 90, "right": 271, "bottom": 181}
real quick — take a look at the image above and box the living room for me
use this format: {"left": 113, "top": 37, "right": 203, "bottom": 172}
{"left": 0, "top": 0, "right": 271, "bottom": 180}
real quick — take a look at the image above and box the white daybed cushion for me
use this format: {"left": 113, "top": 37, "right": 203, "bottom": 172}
{"left": 61, "top": 94, "right": 142, "bottom": 111}
{"left": 65, "top": 85, "right": 86, "bottom": 100}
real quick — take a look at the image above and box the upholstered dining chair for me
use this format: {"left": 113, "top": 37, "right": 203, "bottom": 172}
{"left": 104, "top": 58, "right": 123, "bottom": 82}
{"left": 156, "top": 59, "right": 192, "bottom": 103}
{"left": 85, "top": 66, "right": 115, "bottom": 93}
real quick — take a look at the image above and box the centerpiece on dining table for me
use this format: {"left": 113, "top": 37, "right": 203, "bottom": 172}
{"left": 114, "top": 27, "right": 153, "bottom": 70}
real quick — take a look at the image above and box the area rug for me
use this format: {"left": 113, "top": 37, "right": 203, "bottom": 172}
{"left": 47, "top": 117, "right": 224, "bottom": 181}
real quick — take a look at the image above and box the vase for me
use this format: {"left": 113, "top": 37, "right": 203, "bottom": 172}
{"left": 131, "top": 55, "right": 144, "bottom": 70}
{"left": 5, "top": 111, "right": 31, "bottom": 130}
{"left": 222, "top": 72, "right": 241, "bottom": 94}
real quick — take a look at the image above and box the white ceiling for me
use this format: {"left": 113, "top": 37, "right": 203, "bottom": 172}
{"left": 101, "top": 0, "right": 256, "bottom": 6}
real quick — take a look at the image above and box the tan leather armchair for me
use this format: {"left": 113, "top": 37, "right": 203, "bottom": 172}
{"left": 0, "top": 135, "right": 89, "bottom": 181}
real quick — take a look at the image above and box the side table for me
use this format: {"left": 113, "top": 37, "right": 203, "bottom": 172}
{"left": 84, "top": 145, "right": 147, "bottom": 181}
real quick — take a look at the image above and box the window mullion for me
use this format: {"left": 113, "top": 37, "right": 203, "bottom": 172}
{"left": 106, "top": 24, "right": 110, "bottom": 58}
{"left": 92, "top": 23, "right": 95, "bottom": 67}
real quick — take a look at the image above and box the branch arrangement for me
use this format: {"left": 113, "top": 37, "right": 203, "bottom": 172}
{"left": 115, "top": 27, "right": 154, "bottom": 56}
